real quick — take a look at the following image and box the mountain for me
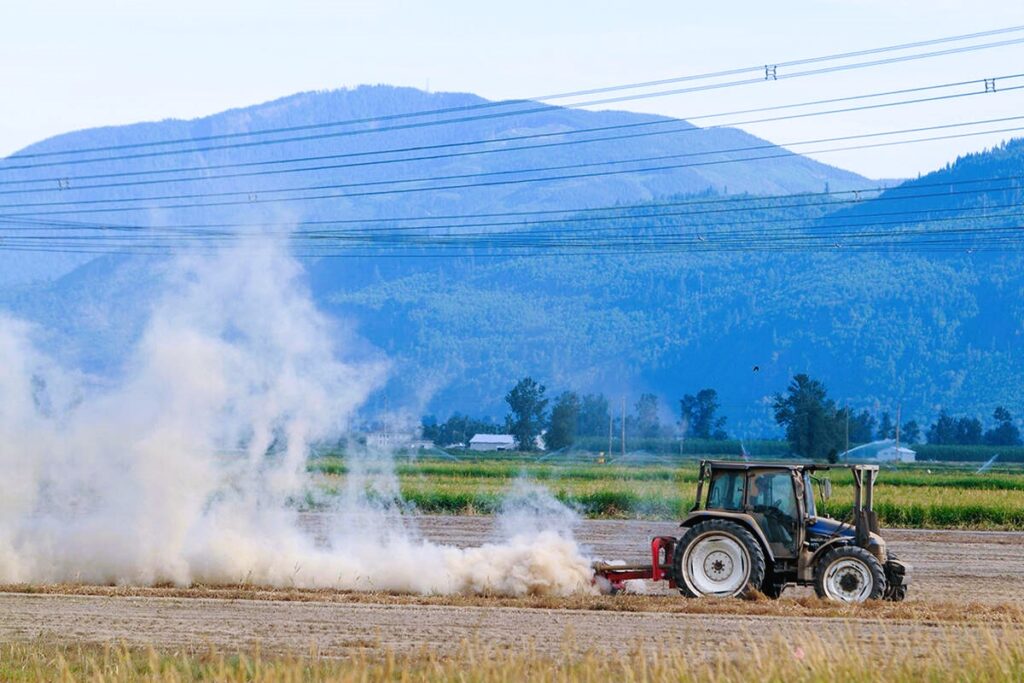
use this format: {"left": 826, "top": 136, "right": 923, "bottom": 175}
{"left": 0, "top": 85, "right": 866, "bottom": 285}
{"left": 4, "top": 88, "right": 1023, "bottom": 436}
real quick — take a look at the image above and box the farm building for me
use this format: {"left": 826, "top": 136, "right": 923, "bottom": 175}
{"left": 843, "top": 439, "right": 916, "bottom": 463}
{"left": 469, "top": 434, "right": 516, "bottom": 451}
{"left": 876, "top": 445, "right": 917, "bottom": 462}
{"left": 364, "top": 431, "right": 417, "bottom": 450}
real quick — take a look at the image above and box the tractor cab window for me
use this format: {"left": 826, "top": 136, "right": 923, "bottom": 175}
{"left": 706, "top": 470, "right": 744, "bottom": 511}
{"left": 748, "top": 470, "right": 800, "bottom": 556}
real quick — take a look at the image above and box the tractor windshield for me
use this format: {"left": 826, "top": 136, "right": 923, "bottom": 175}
{"left": 706, "top": 470, "right": 744, "bottom": 510}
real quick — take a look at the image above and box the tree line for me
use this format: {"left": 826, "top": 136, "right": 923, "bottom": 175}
{"left": 424, "top": 373, "right": 1022, "bottom": 456}
{"left": 422, "top": 377, "right": 730, "bottom": 451}
{"left": 772, "top": 374, "right": 1022, "bottom": 461}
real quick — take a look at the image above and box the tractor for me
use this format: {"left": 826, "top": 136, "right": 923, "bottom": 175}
{"left": 593, "top": 460, "right": 910, "bottom": 603}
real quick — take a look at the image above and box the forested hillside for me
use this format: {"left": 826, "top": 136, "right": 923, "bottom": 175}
{"left": 2, "top": 90, "right": 1022, "bottom": 435}
{"left": 316, "top": 141, "right": 1024, "bottom": 433}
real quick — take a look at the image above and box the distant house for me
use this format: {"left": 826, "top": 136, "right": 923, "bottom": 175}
{"left": 843, "top": 439, "right": 916, "bottom": 463}
{"left": 876, "top": 445, "right": 916, "bottom": 463}
{"left": 365, "top": 431, "right": 415, "bottom": 450}
{"left": 469, "top": 434, "right": 516, "bottom": 451}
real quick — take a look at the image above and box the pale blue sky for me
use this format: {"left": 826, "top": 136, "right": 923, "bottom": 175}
{"left": 3, "top": 0, "right": 1024, "bottom": 177}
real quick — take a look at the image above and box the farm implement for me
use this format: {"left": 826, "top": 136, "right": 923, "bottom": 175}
{"left": 593, "top": 460, "right": 910, "bottom": 603}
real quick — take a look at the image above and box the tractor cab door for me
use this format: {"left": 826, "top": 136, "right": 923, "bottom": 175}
{"left": 746, "top": 470, "right": 801, "bottom": 558}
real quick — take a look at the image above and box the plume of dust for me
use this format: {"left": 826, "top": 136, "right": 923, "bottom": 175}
{"left": 0, "top": 240, "right": 595, "bottom": 596}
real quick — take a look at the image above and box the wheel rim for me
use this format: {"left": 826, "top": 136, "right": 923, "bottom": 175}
{"left": 682, "top": 532, "right": 751, "bottom": 597}
{"left": 823, "top": 557, "right": 874, "bottom": 603}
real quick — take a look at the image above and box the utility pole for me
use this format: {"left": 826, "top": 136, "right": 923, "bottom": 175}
{"left": 896, "top": 403, "right": 902, "bottom": 454}
{"left": 621, "top": 395, "right": 626, "bottom": 458}
{"left": 844, "top": 399, "right": 850, "bottom": 459}
{"left": 607, "top": 411, "right": 613, "bottom": 459}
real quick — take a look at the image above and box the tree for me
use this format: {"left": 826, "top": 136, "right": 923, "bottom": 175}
{"left": 772, "top": 374, "right": 843, "bottom": 460}
{"left": 928, "top": 411, "right": 983, "bottom": 445}
{"left": 927, "top": 410, "right": 957, "bottom": 444}
{"left": 847, "top": 409, "right": 876, "bottom": 444}
{"left": 901, "top": 420, "right": 921, "bottom": 445}
{"left": 631, "top": 393, "right": 661, "bottom": 439}
{"left": 984, "top": 406, "right": 1022, "bottom": 446}
{"left": 577, "top": 393, "right": 610, "bottom": 437}
{"left": 680, "top": 388, "right": 727, "bottom": 440}
{"left": 505, "top": 377, "right": 549, "bottom": 451}
{"left": 877, "top": 412, "right": 895, "bottom": 440}
{"left": 546, "top": 391, "right": 580, "bottom": 451}
{"left": 954, "top": 416, "right": 983, "bottom": 445}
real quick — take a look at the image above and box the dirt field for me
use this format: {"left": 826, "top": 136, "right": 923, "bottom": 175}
{"left": 402, "top": 515, "right": 1024, "bottom": 604}
{"left": 1, "top": 515, "right": 1022, "bottom": 657}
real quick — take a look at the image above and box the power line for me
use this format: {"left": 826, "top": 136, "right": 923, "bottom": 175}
{"left": 3, "top": 115, "right": 1023, "bottom": 216}
{"left": 7, "top": 206, "right": 1018, "bottom": 249}
{"left": 3, "top": 172, "right": 1021, "bottom": 236}
{"left": 6, "top": 74, "right": 1022, "bottom": 194}
{"left": 5, "top": 190, "right": 1019, "bottom": 244}
{"left": 5, "top": 30, "right": 1024, "bottom": 171}
{"left": 3, "top": 224, "right": 1021, "bottom": 256}
{"left": 4, "top": 206, "right": 1023, "bottom": 257}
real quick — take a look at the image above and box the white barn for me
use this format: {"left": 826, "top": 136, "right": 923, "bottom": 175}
{"left": 876, "top": 445, "right": 917, "bottom": 463}
{"left": 469, "top": 434, "right": 516, "bottom": 451}
{"left": 843, "top": 439, "right": 916, "bottom": 463}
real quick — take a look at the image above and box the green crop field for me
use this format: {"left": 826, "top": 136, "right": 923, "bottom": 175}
{"left": 309, "top": 454, "right": 1024, "bottom": 530}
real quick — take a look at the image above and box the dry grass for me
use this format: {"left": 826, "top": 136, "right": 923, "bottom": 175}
{"left": 4, "top": 629, "right": 1024, "bottom": 682}
{"left": 3, "top": 582, "right": 1020, "bottom": 624}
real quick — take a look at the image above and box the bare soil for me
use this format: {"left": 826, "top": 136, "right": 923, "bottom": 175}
{"left": 0, "top": 516, "right": 1021, "bottom": 657}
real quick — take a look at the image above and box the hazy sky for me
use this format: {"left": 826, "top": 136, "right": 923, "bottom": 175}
{"left": 3, "top": 0, "right": 1024, "bottom": 178}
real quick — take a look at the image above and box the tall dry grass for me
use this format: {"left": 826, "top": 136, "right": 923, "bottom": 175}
{"left": 4, "top": 629, "right": 1024, "bottom": 682}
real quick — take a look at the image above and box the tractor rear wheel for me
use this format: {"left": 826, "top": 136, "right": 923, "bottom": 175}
{"left": 673, "top": 519, "right": 766, "bottom": 599}
{"left": 814, "top": 546, "right": 886, "bottom": 603}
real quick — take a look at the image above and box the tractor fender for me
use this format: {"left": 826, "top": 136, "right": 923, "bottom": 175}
{"left": 680, "top": 511, "right": 775, "bottom": 563}
{"left": 805, "top": 537, "right": 852, "bottom": 574}
{"left": 802, "top": 534, "right": 888, "bottom": 582}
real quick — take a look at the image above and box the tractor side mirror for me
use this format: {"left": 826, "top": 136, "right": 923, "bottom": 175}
{"left": 821, "top": 478, "right": 833, "bottom": 501}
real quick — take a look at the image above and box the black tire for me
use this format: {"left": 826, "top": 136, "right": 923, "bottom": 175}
{"left": 761, "top": 574, "right": 787, "bottom": 599}
{"left": 883, "top": 552, "right": 908, "bottom": 602}
{"left": 672, "top": 519, "right": 766, "bottom": 599}
{"left": 813, "top": 545, "right": 887, "bottom": 603}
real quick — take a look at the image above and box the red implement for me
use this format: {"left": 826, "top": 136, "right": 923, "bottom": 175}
{"left": 592, "top": 536, "right": 677, "bottom": 592}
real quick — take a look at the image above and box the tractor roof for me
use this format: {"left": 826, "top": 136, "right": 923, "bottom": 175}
{"left": 702, "top": 459, "right": 823, "bottom": 471}
{"left": 701, "top": 459, "right": 878, "bottom": 473}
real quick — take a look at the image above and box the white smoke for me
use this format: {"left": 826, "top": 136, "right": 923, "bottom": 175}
{"left": 0, "top": 241, "right": 595, "bottom": 596}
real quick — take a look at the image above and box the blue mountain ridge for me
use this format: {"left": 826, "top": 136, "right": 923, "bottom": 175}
{"left": 5, "top": 88, "right": 1022, "bottom": 435}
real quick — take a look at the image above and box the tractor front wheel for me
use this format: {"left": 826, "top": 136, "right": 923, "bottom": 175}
{"left": 672, "top": 519, "right": 766, "bottom": 599}
{"left": 814, "top": 546, "right": 886, "bottom": 603}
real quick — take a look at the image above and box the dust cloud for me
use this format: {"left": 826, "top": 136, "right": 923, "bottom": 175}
{"left": 0, "top": 241, "right": 595, "bottom": 596}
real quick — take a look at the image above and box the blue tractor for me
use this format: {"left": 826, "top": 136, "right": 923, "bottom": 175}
{"left": 595, "top": 460, "right": 910, "bottom": 603}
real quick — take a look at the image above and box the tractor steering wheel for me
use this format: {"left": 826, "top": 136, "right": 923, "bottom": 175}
{"left": 753, "top": 503, "right": 794, "bottom": 527}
